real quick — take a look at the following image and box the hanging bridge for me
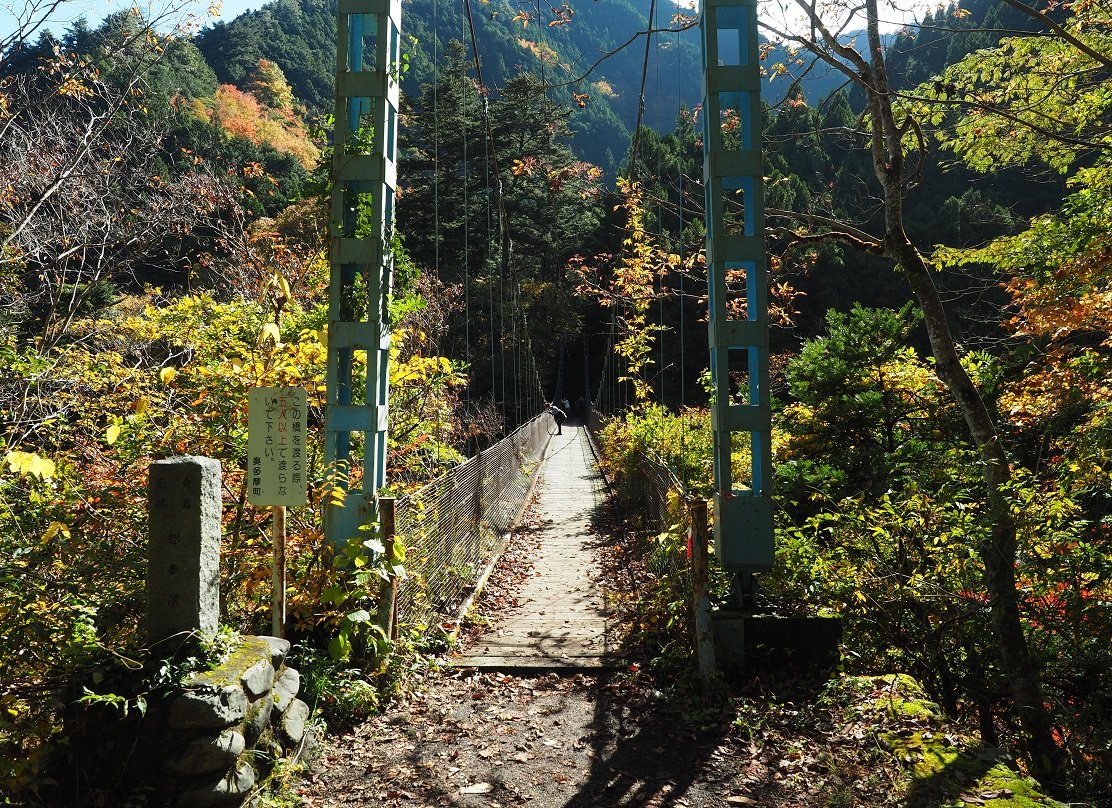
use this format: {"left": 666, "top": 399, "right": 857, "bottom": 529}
{"left": 322, "top": 0, "right": 772, "bottom": 654}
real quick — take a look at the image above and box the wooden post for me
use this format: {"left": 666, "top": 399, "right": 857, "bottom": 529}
{"left": 690, "top": 499, "right": 717, "bottom": 688}
{"left": 377, "top": 497, "right": 398, "bottom": 640}
{"left": 272, "top": 505, "right": 286, "bottom": 638}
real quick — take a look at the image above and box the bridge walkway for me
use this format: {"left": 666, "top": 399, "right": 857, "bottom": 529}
{"left": 451, "top": 423, "right": 618, "bottom": 670}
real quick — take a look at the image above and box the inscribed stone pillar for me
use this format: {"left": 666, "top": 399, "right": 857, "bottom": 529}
{"left": 147, "top": 456, "right": 222, "bottom": 644}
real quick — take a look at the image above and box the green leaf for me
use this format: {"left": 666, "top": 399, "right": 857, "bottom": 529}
{"left": 328, "top": 633, "right": 352, "bottom": 661}
{"left": 345, "top": 609, "right": 372, "bottom": 624}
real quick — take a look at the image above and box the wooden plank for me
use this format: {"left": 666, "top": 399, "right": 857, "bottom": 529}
{"left": 450, "top": 431, "right": 618, "bottom": 672}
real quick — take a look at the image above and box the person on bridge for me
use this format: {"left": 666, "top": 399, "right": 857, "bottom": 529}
{"left": 547, "top": 402, "right": 567, "bottom": 435}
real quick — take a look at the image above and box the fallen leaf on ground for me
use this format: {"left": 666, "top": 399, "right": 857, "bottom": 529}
{"left": 727, "top": 797, "right": 758, "bottom": 806}
{"left": 460, "top": 782, "right": 494, "bottom": 794}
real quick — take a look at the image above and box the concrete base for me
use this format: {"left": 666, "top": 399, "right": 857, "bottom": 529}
{"left": 712, "top": 611, "right": 842, "bottom": 673}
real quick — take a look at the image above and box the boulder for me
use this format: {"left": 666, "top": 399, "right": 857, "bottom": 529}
{"left": 166, "top": 729, "right": 246, "bottom": 776}
{"left": 240, "top": 659, "right": 275, "bottom": 699}
{"left": 176, "top": 759, "right": 256, "bottom": 807}
{"left": 272, "top": 667, "right": 300, "bottom": 713}
{"left": 279, "top": 699, "right": 310, "bottom": 746}
{"left": 168, "top": 686, "right": 247, "bottom": 729}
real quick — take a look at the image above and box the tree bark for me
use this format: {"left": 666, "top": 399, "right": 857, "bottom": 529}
{"left": 855, "top": 0, "right": 1065, "bottom": 785}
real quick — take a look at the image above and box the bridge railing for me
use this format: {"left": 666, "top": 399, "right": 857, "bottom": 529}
{"left": 630, "top": 450, "right": 695, "bottom": 604}
{"left": 586, "top": 409, "right": 697, "bottom": 638}
{"left": 393, "top": 413, "right": 551, "bottom": 631}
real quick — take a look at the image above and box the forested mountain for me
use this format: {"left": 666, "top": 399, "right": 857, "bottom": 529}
{"left": 192, "top": 0, "right": 855, "bottom": 172}
{"left": 193, "top": 0, "right": 697, "bottom": 172}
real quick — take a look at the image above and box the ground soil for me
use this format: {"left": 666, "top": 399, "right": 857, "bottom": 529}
{"left": 292, "top": 485, "right": 1036, "bottom": 808}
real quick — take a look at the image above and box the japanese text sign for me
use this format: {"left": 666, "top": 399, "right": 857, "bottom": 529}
{"left": 248, "top": 387, "right": 308, "bottom": 507}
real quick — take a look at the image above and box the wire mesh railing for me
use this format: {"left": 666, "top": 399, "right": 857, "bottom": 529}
{"left": 394, "top": 413, "right": 552, "bottom": 630}
{"left": 630, "top": 450, "right": 694, "bottom": 605}
{"left": 587, "top": 409, "right": 698, "bottom": 645}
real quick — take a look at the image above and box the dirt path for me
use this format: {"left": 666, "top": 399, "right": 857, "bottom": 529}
{"left": 297, "top": 668, "right": 750, "bottom": 808}
{"left": 294, "top": 459, "right": 919, "bottom": 808}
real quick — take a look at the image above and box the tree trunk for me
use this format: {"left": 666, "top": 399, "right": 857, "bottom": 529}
{"left": 893, "top": 241, "right": 1064, "bottom": 786}
{"left": 776, "top": 0, "right": 1066, "bottom": 784}
{"left": 859, "top": 0, "right": 1065, "bottom": 786}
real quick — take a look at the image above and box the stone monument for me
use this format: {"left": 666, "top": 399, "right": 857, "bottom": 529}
{"left": 147, "top": 456, "right": 221, "bottom": 644}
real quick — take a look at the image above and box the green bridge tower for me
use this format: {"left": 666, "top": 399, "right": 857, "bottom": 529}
{"left": 325, "top": 0, "right": 402, "bottom": 545}
{"left": 700, "top": 0, "right": 774, "bottom": 597}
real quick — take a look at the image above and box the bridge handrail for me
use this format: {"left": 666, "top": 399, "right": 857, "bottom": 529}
{"left": 392, "top": 413, "right": 552, "bottom": 631}
{"left": 587, "top": 407, "right": 697, "bottom": 636}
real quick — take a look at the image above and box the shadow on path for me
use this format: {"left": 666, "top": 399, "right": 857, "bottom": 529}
{"left": 560, "top": 677, "right": 731, "bottom": 808}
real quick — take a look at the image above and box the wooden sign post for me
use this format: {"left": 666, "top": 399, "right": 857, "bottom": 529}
{"left": 248, "top": 387, "right": 308, "bottom": 638}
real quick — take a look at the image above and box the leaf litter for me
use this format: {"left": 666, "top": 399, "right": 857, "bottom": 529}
{"left": 295, "top": 480, "right": 1052, "bottom": 807}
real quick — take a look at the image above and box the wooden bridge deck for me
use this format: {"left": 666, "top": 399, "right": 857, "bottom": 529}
{"left": 452, "top": 424, "right": 618, "bottom": 671}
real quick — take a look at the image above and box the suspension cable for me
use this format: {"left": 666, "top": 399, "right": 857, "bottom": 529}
{"left": 462, "top": 31, "right": 471, "bottom": 407}
{"left": 433, "top": 0, "right": 440, "bottom": 280}
{"left": 677, "top": 40, "right": 688, "bottom": 488}
{"left": 463, "top": 0, "right": 515, "bottom": 431}
{"left": 628, "top": 0, "right": 658, "bottom": 176}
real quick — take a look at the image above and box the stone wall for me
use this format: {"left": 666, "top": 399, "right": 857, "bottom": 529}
{"left": 131, "top": 456, "right": 309, "bottom": 805}
{"left": 166, "top": 635, "right": 309, "bottom": 807}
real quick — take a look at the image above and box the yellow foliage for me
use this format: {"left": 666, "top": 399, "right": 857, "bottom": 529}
{"left": 41, "top": 522, "right": 70, "bottom": 544}
{"left": 3, "top": 450, "right": 55, "bottom": 480}
{"left": 258, "top": 322, "right": 282, "bottom": 345}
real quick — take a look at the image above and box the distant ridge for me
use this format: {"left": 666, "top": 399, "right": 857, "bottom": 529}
{"left": 193, "top": 0, "right": 852, "bottom": 170}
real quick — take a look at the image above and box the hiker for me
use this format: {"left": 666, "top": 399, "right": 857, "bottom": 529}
{"left": 547, "top": 402, "right": 567, "bottom": 435}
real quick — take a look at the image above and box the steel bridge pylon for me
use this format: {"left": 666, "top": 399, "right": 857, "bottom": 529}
{"left": 700, "top": 0, "right": 774, "bottom": 575}
{"left": 325, "top": 0, "right": 402, "bottom": 545}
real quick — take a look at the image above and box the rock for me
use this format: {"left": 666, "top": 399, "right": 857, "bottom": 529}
{"left": 279, "top": 699, "right": 310, "bottom": 746}
{"left": 168, "top": 686, "right": 247, "bottom": 729}
{"left": 167, "top": 729, "right": 245, "bottom": 776}
{"left": 176, "top": 759, "right": 256, "bottom": 807}
{"left": 244, "top": 693, "right": 273, "bottom": 744}
{"left": 240, "top": 659, "right": 275, "bottom": 699}
{"left": 272, "top": 667, "right": 300, "bottom": 713}
{"left": 260, "top": 636, "right": 291, "bottom": 669}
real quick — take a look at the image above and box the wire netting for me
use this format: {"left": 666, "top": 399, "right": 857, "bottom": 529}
{"left": 631, "top": 450, "right": 693, "bottom": 606}
{"left": 395, "top": 413, "right": 552, "bottom": 630}
{"left": 587, "top": 408, "right": 695, "bottom": 620}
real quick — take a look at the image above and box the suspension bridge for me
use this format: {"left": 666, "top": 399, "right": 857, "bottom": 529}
{"left": 322, "top": 0, "right": 775, "bottom": 666}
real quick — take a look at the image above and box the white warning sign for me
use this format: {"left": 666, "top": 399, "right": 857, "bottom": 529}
{"left": 248, "top": 387, "right": 308, "bottom": 507}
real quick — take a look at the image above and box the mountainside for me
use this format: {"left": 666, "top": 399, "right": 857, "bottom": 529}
{"left": 193, "top": 0, "right": 839, "bottom": 172}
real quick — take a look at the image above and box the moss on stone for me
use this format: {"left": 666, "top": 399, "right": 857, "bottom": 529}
{"left": 883, "top": 728, "right": 1065, "bottom": 807}
{"left": 848, "top": 673, "right": 945, "bottom": 721}
{"left": 187, "top": 637, "right": 272, "bottom": 689}
{"left": 849, "top": 673, "right": 1068, "bottom": 808}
